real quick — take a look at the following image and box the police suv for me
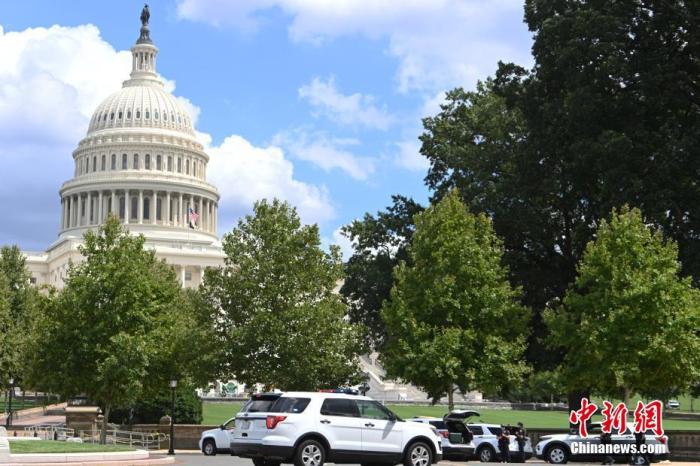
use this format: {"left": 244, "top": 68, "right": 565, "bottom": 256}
{"left": 230, "top": 391, "right": 443, "bottom": 466}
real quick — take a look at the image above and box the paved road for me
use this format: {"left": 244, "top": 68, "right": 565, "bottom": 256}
{"left": 170, "top": 455, "right": 507, "bottom": 466}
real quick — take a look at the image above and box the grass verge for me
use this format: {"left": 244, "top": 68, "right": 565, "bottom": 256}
{"left": 10, "top": 440, "right": 135, "bottom": 454}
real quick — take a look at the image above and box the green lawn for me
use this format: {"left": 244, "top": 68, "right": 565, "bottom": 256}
{"left": 10, "top": 440, "right": 135, "bottom": 454}
{"left": 202, "top": 401, "right": 700, "bottom": 430}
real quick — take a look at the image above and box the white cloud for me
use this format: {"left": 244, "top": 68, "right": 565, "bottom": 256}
{"left": 0, "top": 23, "right": 334, "bottom": 248}
{"left": 176, "top": 0, "right": 533, "bottom": 93}
{"left": 298, "top": 76, "right": 394, "bottom": 130}
{"left": 206, "top": 135, "right": 335, "bottom": 233}
{"left": 273, "top": 129, "right": 376, "bottom": 180}
{"left": 394, "top": 139, "right": 429, "bottom": 172}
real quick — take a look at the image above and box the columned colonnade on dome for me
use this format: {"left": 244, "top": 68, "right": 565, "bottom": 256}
{"left": 60, "top": 189, "right": 218, "bottom": 234}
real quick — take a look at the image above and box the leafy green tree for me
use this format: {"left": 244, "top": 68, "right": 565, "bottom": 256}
{"left": 202, "top": 199, "right": 365, "bottom": 391}
{"left": 382, "top": 190, "right": 530, "bottom": 410}
{"left": 0, "top": 246, "right": 39, "bottom": 389}
{"left": 27, "top": 216, "right": 210, "bottom": 441}
{"left": 545, "top": 207, "right": 700, "bottom": 404}
{"left": 340, "top": 195, "right": 423, "bottom": 348}
{"left": 110, "top": 380, "right": 202, "bottom": 425}
{"left": 0, "top": 270, "right": 13, "bottom": 390}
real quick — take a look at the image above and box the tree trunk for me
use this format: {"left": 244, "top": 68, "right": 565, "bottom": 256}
{"left": 623, "top": 387, "right": 631, "bottom": 407}
{"left": 447, "top": 389, "right": 454, "bottom": 412}
{"left": 100, "top": 404, "right": 110, "bottom": 445}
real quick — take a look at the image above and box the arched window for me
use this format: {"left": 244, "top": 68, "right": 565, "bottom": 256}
{"left": 101, "top": 155, "right": 106, "bottom": 171}
{"left": 103, "top": 113, "right": 107, "bottom": 121}
{"left": 111, "top": 154, "right": 117, "bottom": 170}
{"left": 163, "top": 113, "right": 168, "bottom": 121}
{"left": 110, "top": 112, "right": 114, "bottom": 121}
{"left": 167, "top": 156, "right": 172, "bottom": 172}
{"left": 133, "top": 154, "right": 139, "bottom": 169}
{"left": 131, "top": 197, "right": 138, "bottom": 220}
{"left": 143, "top": 197, "right": 150, "bottom": 220}
{"left": 92, "top": 156, "right": 97, "bottom": 172}
{"left": 193, "top": 162, "right": 197, "bottom": 177}
{"left": 122, "top": 154, "right": 128, "bottom": 170}
{"left": 118, "top": 111, "right": 123, "bottom": 119}
{"left": 186, "top": 159, "right": 190, "bottom": 175}
{"left": 156, "top": 155, "right": 162, "bottom": 171}
{"left": 178, "top": 115, "right": 181, "bottom": 124}
{"left": 136, "top": 110, "right": 141, "bottom": 119}
{"left": 154, "top": 110, "right": 159, "bottom": 120}
{"left": 145, "top": 154, "right": 151, "bottom": 170}
{"left": 177, "top": 157, "right": 182, "bottom": 173}
{"left": 145, "top": 110, "right": 150, "bottom": 119}
{"left": 127, "top": 110, "right": 132, "bottom": 119}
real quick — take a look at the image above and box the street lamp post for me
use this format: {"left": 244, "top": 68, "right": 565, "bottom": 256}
{"left": 168, "top": 379, "right": 177, "bottom": 455}
{"left": 6, "top": 377, "right": 14, "bottom": 428}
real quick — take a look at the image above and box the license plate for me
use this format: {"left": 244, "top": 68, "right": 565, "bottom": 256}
{"left": 239, "top": 420, "right": 250, "bottom": 430}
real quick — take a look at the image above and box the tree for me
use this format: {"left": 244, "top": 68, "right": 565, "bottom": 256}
{"left": 0, "top": 270, "right": 13, "bottom": 390}
{"left": 420, "top": 1, "right": 700, "bottom": 411}
{"left": 545, "top": 207, "right": 700, "bottom": 404}
{"left": 0, "top": 246, "right": 39, "bottom": 389}
{"left": 201, "top": 199, "right": 366, "bottom": 391}
{"left": 27, "top": 216, "right": 205, "bottom": 442}
{"left": 340, "top": 195, "right": 423, "bottom": 348}
{"left": 381, "top": 190, "right": 530, "bottom": 410}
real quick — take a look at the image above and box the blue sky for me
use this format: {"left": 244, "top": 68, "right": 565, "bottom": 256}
{"left": 0, "top": 0, "right": 533, "bottom": 256}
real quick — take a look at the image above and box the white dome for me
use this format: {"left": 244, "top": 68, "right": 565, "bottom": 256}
{"left": 88, "top": 84, "right": 195, "bottom": 137}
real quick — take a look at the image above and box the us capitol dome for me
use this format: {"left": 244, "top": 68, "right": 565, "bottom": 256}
{"left": 25, "top": 7, "right": 224, "bottom": 288}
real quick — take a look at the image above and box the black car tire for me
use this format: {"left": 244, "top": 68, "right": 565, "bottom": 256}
{"left": 294, "top": 439, "right": 326, "bottom": 466}
{"left": 202, "top": 439, "right": 217, "bottom": 456}
{"left": 404, "top": 442, "right": 433, "bottom": 466}
{"left": 362, "top": 463, "right": 395, "bottom": 466}
{"left": 545, "top": 445, "right": 569, "bottom": 464}
{"left": 477, "top": 445, "right": 496, "bottom": 462}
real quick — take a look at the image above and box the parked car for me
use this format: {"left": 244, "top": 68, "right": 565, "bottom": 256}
{"left": 535, "top": 423, "right": 670, "bottom": 464}
{"left": 230, "top": 391, "right": 443, "bottom": 466}
{"left": 408, "top": 410, "right": 477, "bottom": 461}
{"left": 199, "top": 392, "right": 282, "bottom": 456}
{"left": 667, "top": 400, "right": 680, "bottom": 409}
{"left": 467, "top": 423, "right": 533, "bottom": 462}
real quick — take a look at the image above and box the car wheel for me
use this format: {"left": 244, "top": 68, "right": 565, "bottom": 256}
{"left": 546, "top": 445, "right": 569, "bottom": 464}
{"left": 633, "top": 455, "right": 649, "bottom": 465}
{"left": 294, "top": 439, "right": 326, "bottom": 466}
{"left": 478, "top": 445, "right": 495, "bottom": 462}
{"left": 202, "top": 439, "right": 217, "bottom": 456}
{"left": 404, "top": 442, "right": 432, "bottom": 466}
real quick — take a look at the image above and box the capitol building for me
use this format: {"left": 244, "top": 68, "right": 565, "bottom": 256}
{"left": 24, "top": 11, "right": 224, "bottom": 288}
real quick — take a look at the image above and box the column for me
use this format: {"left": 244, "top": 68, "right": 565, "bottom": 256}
{"left": 214, "top": 203, "right": 217, "bottom": 234}
{"left": 180, "top": 266, "right": 186, "bottom": 287}
{"left": 86, "top": 193, "right": 92, "bottom": 225}
{"left": 98, "top": 191, "right": 103, "bottom": 223}
{"left": 151, "top": 192, "right": 157, "bottom": 224}
{"left": 165, "top": 192, "right": 171, "bottom": 225}
{"left": 60, "top": 198, "right": 65, "bottom": 230}
{"left": 138, "top": 190, "right": 143, "bottom": 224}
{"left": 124, "top": 190, "right": 130, "bottom": 224}
{"left": 77, "top": 194, "right": 83, "bottom": 227}
{"left": 110, "top": 190, "right": 116, "bottom": 216}
{"left": 178, "top": 193, "right": 183, "bottom": 227}
{"left": 198, "top": 196, "right": 203, "bottom": 230}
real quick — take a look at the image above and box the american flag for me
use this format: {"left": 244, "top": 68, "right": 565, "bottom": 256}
{"left": 188, "top": 207, "right": 199, "bottom": 229}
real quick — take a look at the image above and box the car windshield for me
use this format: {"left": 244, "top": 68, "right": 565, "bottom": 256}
{"left": 240, "top": 394, "right": 281, "bottom": 413}
{"left": 269, "top": 397, "right": 311, "bottom": 413}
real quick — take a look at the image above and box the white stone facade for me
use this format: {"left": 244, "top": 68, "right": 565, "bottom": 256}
{"left": 24, "top": 18, "right": 224, "bottom": 288}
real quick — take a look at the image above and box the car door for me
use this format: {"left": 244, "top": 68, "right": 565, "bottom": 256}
{"left": 317, "top": 398, "right": 364, "bottom": 453}
{"left": 357, "top": 400, "right": 403, "bottom": 455}
{"left": 216, "top": 418, "right": 236, "bottom": 449}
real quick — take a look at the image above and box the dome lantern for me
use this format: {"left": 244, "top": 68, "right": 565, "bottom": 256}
{"left": 126, "top": 4, "right": 160, "bottom": 87}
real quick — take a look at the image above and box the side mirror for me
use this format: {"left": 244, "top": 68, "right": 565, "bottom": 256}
{"left": 220, "top": 424, "right": 225, "bottom": 430}
{"left": 388, "top": 413, "right": 397, "bottom": 422}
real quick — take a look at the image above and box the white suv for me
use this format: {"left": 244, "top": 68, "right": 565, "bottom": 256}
{"left": 230, "top": 391, "right": 443, "bottom": 466}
